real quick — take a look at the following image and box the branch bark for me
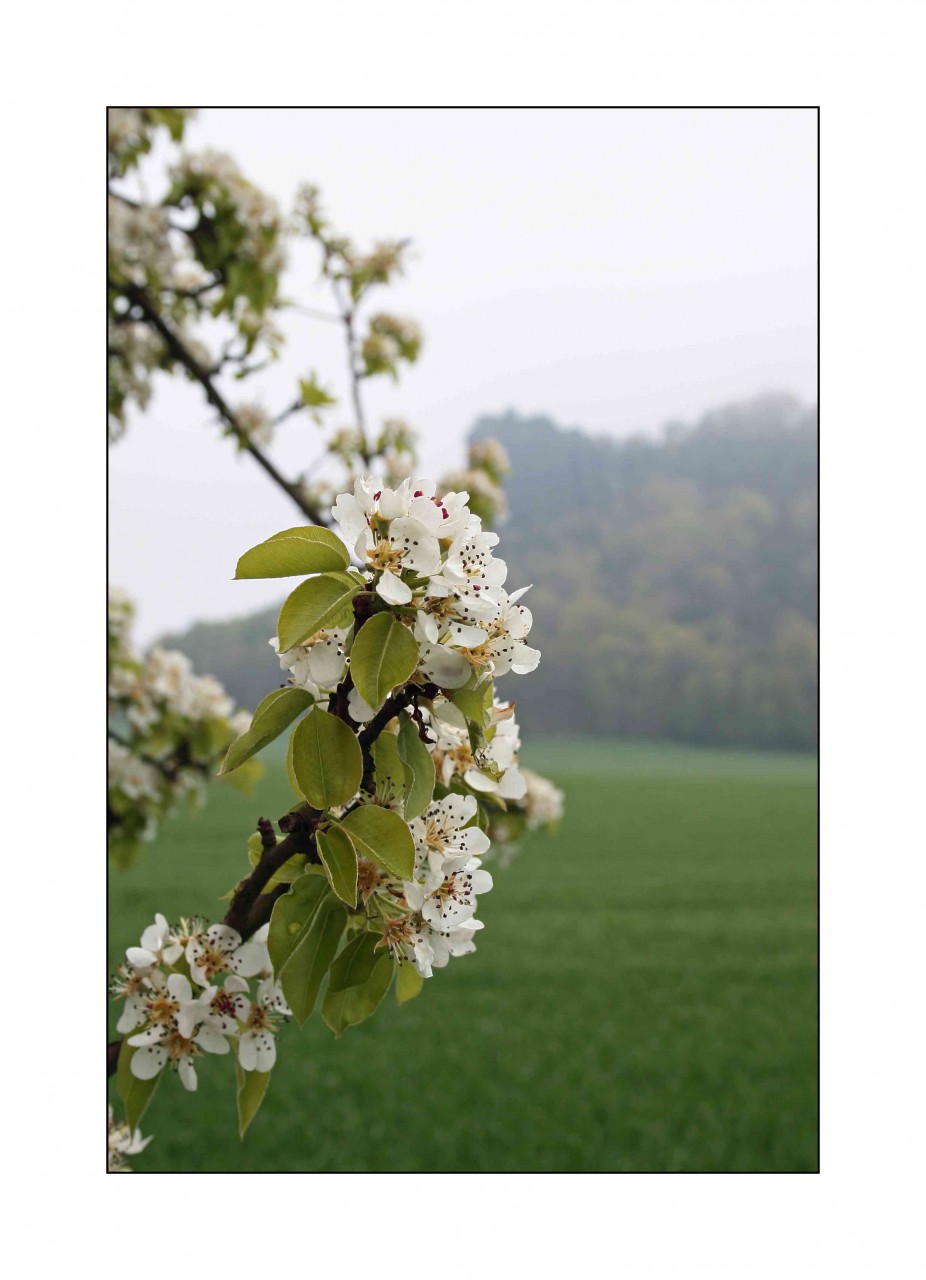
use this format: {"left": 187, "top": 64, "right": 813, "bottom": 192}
{"left": 222, "top": 806, "right": 323, "bottom": 939}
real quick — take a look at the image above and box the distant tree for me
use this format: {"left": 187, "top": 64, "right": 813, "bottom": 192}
{"left": 470, "top": 397, "right": 817, "bottom": 748}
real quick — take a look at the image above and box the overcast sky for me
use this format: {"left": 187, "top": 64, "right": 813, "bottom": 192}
{"left": 109, "top": 107, "right": 817, "bottom": 642}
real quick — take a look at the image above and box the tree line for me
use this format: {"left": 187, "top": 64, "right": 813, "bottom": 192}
{"left": 164, "top": 393, "right": 818, "bottom": 750}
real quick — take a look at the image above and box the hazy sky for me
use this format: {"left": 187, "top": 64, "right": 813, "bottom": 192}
{"left": 109, "top": 107, "right": 817, "bottom": 641}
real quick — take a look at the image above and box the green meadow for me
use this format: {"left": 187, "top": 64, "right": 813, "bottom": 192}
{"left": 107, "top": 738, "right": 818, "bottom": 1172}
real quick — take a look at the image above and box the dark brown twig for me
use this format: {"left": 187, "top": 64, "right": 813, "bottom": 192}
{"left": 114, "top": 279, "right": 326, "bottom": 525}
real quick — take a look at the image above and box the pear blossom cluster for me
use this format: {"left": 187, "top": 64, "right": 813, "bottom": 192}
{"left": 438, "top": 438, "right": 511, "bottom": 524}
{"left": 331, "top": 475, "right": 539, "bottom": 686}
{"left": 108, "top": 108, "right": 195, "bottom": 178}
{"left": 256, "top": 475, "right": 560, "bottom": 975}
{"left": 521, "top": 768, "right": 566, "bottom": 829}
{"left": 271, "top": 474, "right": 559, "bottom": 872}
{"left": 108, "top": 587, "right": 255, "bottom": 866}
{"left": 235, "top": 403, "right": 275, "bottom": 449}
{"left": 108, "top": 198, "right": 177, "bottom": 289}
{"left": 428, "top": 698, "right": 527, "bottom": 802}
{"left": 273, "top": 474, "right": 539, "bottom": 717}
{"left": 361, "top": 313, "right": 423, "bottom": 377}
{"left": 168, "top": 149, "right": 287, "bottom": 275}
{"left": 112, "top": 913, "right": 289, "bottom": 1091}
{"left": 390, "top": 793, "right": 494, "bottom": 977}
{"left": 108, "top": 114, "right": 287, "bottom": 437}
{"left": 107, "top": 317, "right": 164, "bottom": 437}
{"left": 107, "top": 1105, "right": 153, "bottom": 1172}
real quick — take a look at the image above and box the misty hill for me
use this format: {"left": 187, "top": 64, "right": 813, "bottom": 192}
{"left": 161, "top": 393, "right": 818, "bottom": 749}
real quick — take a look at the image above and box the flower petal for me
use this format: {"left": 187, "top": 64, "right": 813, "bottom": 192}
{"left": 376, "top": 569, "right": 413, "bottom": 605}
{"left": 238, "top": 1034, "right": 258, "bottom": 1072}
{"left": 178, "top": 1056, "right": 198, "bottom": 1091}
{"left": 129, "top": 1045, "right": 166, "bottom": 1080}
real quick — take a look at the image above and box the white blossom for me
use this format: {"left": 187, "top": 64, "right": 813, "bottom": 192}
{"left": 236, "top": 403, "right": 274, "bottom": 449}
{"left": 331, "top": 477, "right": 474, "bottom": 604}
{"left": 429, "top": 699, "right": 527, "bottom": 799}
{"left": 111, "top": 964, "right": 151, "bottom": 1034}
{"left": 521, "top": 768, "right": 566, "bottom": 829}
{"left": 237, "top": 979, "right": 286, "bottom": 1072}
{"left": 186, "top": 923, "right": 246, "bottom": 986}
{"left": 205, "top": 974, "right": 252, "bottom": 1033}
{"left": 348, "top": 686, "right": 377, "bottom": 723}
{"left": 125, "top": 912, "right": 183, "bottom": 974}
{"left": 272, "top": 628, "right": 347, "bottom": 692}
{"left": 108, "top": 1104, "right": 153, "bottom": 1172}
{"left": 432, "top": 529, "right": 508, "bottom": 619}
{"left": 450, "top": 586, "right": 541, "bottom": 677}
{"left": 127, "top": 973, "right": 230, "bottom": 1091}
{"left": 108, "top": 740, "right": 161, "bottom": 803}
{"left": 230, "top": 922, "right": 273, "bottom": 979}
{"left": 403, "top": 794, "right": 493, "bottom": 935}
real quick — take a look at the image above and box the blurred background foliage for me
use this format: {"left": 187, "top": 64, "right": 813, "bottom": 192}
{"left": 164, "top": 391, "right": 817, "bottom": 750}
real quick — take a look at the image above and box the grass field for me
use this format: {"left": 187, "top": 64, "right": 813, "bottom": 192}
{"left": 107, "top": 737, "right": 818, "bottom": 1172}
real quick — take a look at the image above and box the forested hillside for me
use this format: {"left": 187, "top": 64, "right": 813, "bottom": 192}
{"left": 160, "top": 393, "right": 818, "bottom": 748}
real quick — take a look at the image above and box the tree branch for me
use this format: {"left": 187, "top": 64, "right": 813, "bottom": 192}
{"left": 223, "top": 805, "right": 321, "bottom": 938}
{"left": 330, "top": 277, "right": 373, "bottom": 466}
{"left": 115, "top": 279, "right": 326, "bottom": 525}
{"left": 107, "top": 727, "right": 210, "bottom": 784}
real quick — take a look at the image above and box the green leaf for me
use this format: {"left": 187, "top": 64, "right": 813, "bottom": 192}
{"left": 291, "top": 708, "right": 363, "bottom": 809}
{"left": 235, "top": 526, "right": 349, "bottom": 579}
{"left": 278, "top": 573, "right": 359, "bottom": 651}
{"left": 327, "top": 930, "right": 381, "bottom": 992}
{"left": 395, "top": 961, "right": 425, "bottom": 1005}
{"left": 278, "top": 896, "right": 348, "bottom": 1025}
{"left": 299, "top": 373, "right": 337, "bottom": 408}
{"left": 219, "top": 687, "right": 314, "bottom": 774}
{"left": 317, "top": 825, "right": 358, "bottom": 906}
{"left": 373, "top": 732, "right": 405, "bottom": 804}
{"left": 250, "top": 686, "right": 302, "bottom": 723}
{"left": 449, "top": 671, "right": 494, "bottom": 727}
{"left": 117, "top": 1037, "right": 162, "bottom": 1132}
{"left": 190, "top": 717, "right": 227, "bottom": 759}
{"left": 267, "top": 872, "right": 330, "bottom": 975}
{"left": 219, "top": 755, "right": 263, "bottom": 797}
{"left": 349, "top": 612, "right": 419, "bottom": 711}
{"left": 322, "top": 950, "right": 394, "bottom": 1037}
{"left": 397, "top": 716, "right": 436, "bottom": 820}
{"left": 236, "top": 1063, "right": 270, "bottom": 1139}
{"left": 285, "top": 725, "right": 307, "bottom": 800}
{"left": 338, "top": 805, "right": 415, "bottom": 881}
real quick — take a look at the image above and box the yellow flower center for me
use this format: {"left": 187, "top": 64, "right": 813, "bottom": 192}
{"left": 369, "top": 539, "right": 405, "bottom": 573}
{"left": 382, "top": 916, "right": 415, "bottom": 958}
{"left": 357, "top": 857, "right": 387, "bottom": 902}
{"left": 146, "top": 993, "right": 180, "bottom": 1025}
{"left": 458, "top": 642, "right": 493, "bottom": 668}
{"left": 423, "top": 817, "right": 449, "bottom": 852}
{"left": 195, "top": 943, "right": 230, "bottom": 982}
{"left": 245, "top": 1004, "right": 272, "bottom": 1034}
{"left": 164, "top": 1030, "right": 196, "bottom": 1060}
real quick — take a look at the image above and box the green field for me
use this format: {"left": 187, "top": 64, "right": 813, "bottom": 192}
{"left": 107, "top": 738, "right": 818, "bottom": 1172}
